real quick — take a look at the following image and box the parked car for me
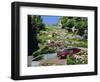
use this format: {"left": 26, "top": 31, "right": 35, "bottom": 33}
{"left": 57, "top": 48, "right": 81, "bottom": 59}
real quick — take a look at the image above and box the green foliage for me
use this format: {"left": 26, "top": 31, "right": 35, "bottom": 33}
{"left": 32, "top": 44, "right": 47, "bottom": 57}
{"left": 66, "top": 19, "right": 75, "bottom": 28}
{"left": 67, "top": 55, "right": 87, "bottom": 65}
{"left": 41, "top": 46, "right": 56, "bottom": 54}
{"left": 31, "top": 15, "right": 45, "bottom": 32}
{"left": 64, "top": 37, "right": 87, "bottom": 48}
{"left": 61, "top": 17, "right": 68, "bottom": 28}
{"left": 32, "top": 44, "right": 56, "bottom": 60}
{"left": 60, "top": 16, "right": 75, "bottom": 29}
{"left": 67, "top": 56, "right": 75, "bottom": 64}
{"left": 28, "top": 15, "right": 45, "bottom": 57}
{"left": 60, "top": 16, "right": 88, "bottom": 36}
{"left": 75, "top": 18, "right": 87, "bottom": 36}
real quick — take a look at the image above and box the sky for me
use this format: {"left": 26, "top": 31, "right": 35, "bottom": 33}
{"left": 41, "top": 16, "right": 60, "bottom": 25}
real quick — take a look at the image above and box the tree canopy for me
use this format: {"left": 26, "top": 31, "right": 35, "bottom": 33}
{"left": 60, "top": 16, "right": 88, "bottom": 36}
{"left": 28, "top": 15, "right": 45, "bottom": 56}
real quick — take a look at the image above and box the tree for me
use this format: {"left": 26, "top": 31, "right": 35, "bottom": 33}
{"left": 32, "top": 16, "right": 45, "bottom": 32}
{"left": 60, "top": 16, "right": 68, "bottom": 29}
{"left": 75, "top": 17, "right": 88, "bottom": 36}
{"left": 28, "top": 15, "right": 45, "bottom": 56}
{"left": 60, "top": 17, "right": 75, "bottom": 29}
{"left": 66, "top": 18, "right": 75, "bottom": 28}
{"left": 60, "top": 16, "right": 88, "bottom": 36}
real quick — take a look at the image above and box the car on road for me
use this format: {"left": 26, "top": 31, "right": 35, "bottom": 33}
{"left": 57, "top": 48, "right": 81, "bottom": 59}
